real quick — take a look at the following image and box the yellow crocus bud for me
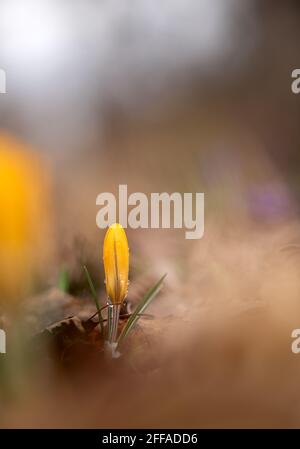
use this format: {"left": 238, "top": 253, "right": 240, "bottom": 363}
{"left": 0, "top": 133, "right": 51, "bottom": 306}
{"left": 103, "top": 223, "right": 129, "bottom": 304}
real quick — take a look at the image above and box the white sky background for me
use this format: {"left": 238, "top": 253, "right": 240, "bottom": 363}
{"left": 0, "top": 0, "right": 256, "bottom": 154}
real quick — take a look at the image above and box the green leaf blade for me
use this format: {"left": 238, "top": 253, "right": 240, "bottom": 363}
{"left": 117, "top": 273, "right": 167, "bottom": 347}
{"left": 58, "top": 266, "right": 70, "bottom": 293}
{"left": 83, "top": 265, "right": 104, "bottom": 335}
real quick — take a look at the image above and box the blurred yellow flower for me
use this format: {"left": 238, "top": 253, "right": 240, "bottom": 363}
{"left": 0, "top": 133, "right": 50, "bottom": 305}
{"left": 103, "top": 223, "right": 129, "bottom": 304}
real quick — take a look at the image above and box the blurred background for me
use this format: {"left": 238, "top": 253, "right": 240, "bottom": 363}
{"left": 0, "top": 0, "right": 300, "bottom": 428}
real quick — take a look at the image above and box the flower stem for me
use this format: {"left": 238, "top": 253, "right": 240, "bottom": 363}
{"left": 107, "top": 303, "right": 121, "bottom": 344}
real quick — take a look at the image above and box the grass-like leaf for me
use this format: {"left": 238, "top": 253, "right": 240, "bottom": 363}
{"left": 83, "top": 265, "right": 104, "bottom": 335}
{"left": 58, "top": 266, "right": 70, "bottom": 293}
{"left": 117, "top": 273, "right": 167, "bottom": 348}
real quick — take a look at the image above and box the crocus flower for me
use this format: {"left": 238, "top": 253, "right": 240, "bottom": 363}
{"left": 103, "top": 223, "right": 129, "bottom": 305}
{"left": 103, "top": 223, "right": 129, "bottom": 348}
{"left": 0, "top": 133, "right": 50, "bottom": 306}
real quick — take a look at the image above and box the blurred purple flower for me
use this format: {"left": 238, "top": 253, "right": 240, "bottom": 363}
{"left": 248, "top": 182, "right": 294, "bottom": 222}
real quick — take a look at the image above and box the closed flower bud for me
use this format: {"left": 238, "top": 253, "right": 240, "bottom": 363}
{"left": 103, "top": 223, "right": 129, "bottom": 304}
